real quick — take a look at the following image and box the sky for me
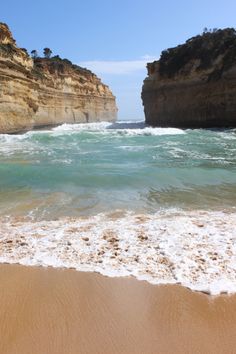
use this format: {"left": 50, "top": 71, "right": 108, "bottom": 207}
{"left": 2, "top": 0, "right": 236, "bottom": 120}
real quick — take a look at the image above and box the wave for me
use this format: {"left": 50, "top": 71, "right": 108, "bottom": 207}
{"left": 1, "top": 122, "right": 236, "bottom": 142}
{"left": 0, "top": 121, "right": 186, "bottom": 148}
{"left": 52, "top": 121, "right": 186, "bottom": 136}
{"left": 0, "top": 209, "right": 236, "bottom": 295}
{"left": 1, "top": 121, "right": 236, "bottom": 143}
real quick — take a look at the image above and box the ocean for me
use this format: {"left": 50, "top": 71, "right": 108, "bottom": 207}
{"left": 0, "top": 120, "right": 236, "bottom": 294}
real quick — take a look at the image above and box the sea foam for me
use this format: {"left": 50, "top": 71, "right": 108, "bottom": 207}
{"left": 52, "top": 121, "right": 186, "bottom": 136}
{"left": 0, "top": 209, "right": 236, "bottom": 295}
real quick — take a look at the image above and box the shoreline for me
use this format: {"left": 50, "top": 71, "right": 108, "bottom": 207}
{"left": 0, "top": 260, "right": 228, "bottom": 296}
{"left": 1, "top": 264, "right": 236, "bottom": 354}
{"left": 0, "top": 210, "right": 235, "bottom": 295}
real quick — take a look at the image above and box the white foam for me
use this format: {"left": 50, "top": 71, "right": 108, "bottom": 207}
{"left": 0, "top": 123, "right": 186, "bottom": 152}
{"left": 53, "top": 121, "right": 113, "bottom": 132}
{"left": 52, "top": 121, "right": 186, "bottom": 136}
{"left": 115, "top": 127, "right": 185, "bottom": 136}
{"left": 0, "top": 209, "right": 236, "bottom": 295}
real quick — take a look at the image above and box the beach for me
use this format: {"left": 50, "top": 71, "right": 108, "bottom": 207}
{"left": 0, "top": 123, "right": 236, "bottom": 296}
{"left": 1, "top": 7, "right": 236, "bottom": 354}
{"left": 0, "top": 123, "right": 236, "bottom": 351}
{"left": 0, "top": 264, "right": 236, "bottom": 354}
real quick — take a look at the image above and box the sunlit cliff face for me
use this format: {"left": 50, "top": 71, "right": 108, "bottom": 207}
{"left": 0, "top": 23, "right": 117, "bottom": 133}
{"left": 0, "top": 23, "right": 16, "bottom": 45}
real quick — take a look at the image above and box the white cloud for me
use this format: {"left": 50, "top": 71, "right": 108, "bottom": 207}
{"left": 141, "top": 54, "right": 157, "bottom": 60}
{"left": 78, "top": 56, "right": 157, "bottom": 75}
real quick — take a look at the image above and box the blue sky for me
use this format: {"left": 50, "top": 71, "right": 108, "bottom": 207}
{"left": 2, "top": 0, "right": 236, "bottom": 120}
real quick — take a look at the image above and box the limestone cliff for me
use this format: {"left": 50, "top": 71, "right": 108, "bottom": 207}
{"left": 142, "top": 28, "right": 236, "bottom": 128}
{"left": 0, "top": 23, "right": 117, "bottom": 133}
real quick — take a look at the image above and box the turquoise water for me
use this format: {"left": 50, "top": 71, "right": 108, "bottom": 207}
{"left": 0, "top": 121, "right": 236, "bottom": 220}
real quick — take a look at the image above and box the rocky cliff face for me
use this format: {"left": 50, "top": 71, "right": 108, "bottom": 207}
{"left": 0, "top": 23, "right": 117, "bottom": 133}
{"left": 142, "top": 28, "right": 236, "bottom": 128}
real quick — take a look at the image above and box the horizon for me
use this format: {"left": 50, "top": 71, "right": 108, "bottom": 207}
{"left": 2, "top": 0, "right": 236, "bottom": 120}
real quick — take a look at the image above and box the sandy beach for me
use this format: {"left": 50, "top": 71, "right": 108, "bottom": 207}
{"left": 0, "top": 265, "right": 235, "bottom": 354}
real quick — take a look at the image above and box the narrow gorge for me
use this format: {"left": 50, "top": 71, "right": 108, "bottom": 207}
{"left": 0, "top": 23, "right": 117, "bottom": 134}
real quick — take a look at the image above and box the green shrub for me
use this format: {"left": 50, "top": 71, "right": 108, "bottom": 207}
{"left": 159, "top": 28, "right": 236, "bottom": 78}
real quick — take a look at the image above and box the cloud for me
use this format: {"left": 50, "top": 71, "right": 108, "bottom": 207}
{"left": 78, "top": 56, "right": 157, "bottom": 75}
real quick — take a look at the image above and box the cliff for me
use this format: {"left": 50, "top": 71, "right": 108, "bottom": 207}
{"left": 142, "top": 28, "right": 236, "bottom": 128}
{"left": 0, "top": 23, "right": 117, "bottom": 133}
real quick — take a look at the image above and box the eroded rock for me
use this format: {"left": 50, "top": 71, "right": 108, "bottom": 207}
{"left": 0, "top": 23, "right": 117, "bottom": 133}
{"left": 142, "top": 28, "right": 236, "bottom": 128}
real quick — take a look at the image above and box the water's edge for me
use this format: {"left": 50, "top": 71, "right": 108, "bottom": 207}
{"left": 0, "top": 121, "right": 236, "bottom": 295}
{"left": 0, "top": 210, "right": 235, "bottom": 296}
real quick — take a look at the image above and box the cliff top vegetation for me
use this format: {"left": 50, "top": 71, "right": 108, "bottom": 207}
{"left": 0, "top": 23, "right": 95, "bottom": 80}
{"left": 33, "top": 55, "right": 94, "bottom": 79}
{"left": 159, "top": 28, "right": 236, "bottom": 78}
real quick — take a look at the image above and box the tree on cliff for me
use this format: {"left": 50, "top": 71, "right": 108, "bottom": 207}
{"left": 31, "top": 50, "right": 38, "bottom": 59}
{"left": 21, "top": 48, "right": 28, "bottom": 55}
{"left": 43, "top": 47, "right": 52, "bottom": 59}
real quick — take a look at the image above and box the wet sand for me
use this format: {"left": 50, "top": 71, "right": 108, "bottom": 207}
{"left": 0, "top": 265, "right": 236, "bottom": 354}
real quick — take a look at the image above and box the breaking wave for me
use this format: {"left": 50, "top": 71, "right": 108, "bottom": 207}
{"left": 52, "top": 121, "right": 186, "bottom": 136}
{"left": 0, "top": 120, "right": 236, "bottom": 294}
